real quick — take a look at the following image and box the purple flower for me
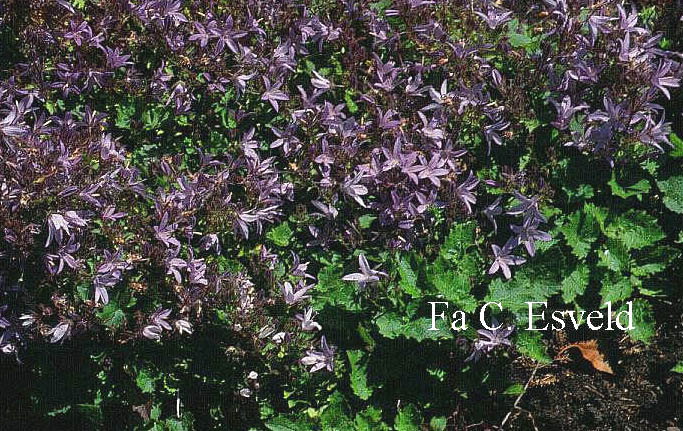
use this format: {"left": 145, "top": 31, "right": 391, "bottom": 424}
{"left": 342, "top": 254, "right": 386, "bottom": 288}
{"left": 475, "top": 7, "right": 513, "bottom": 30}
{"left": 650, "top": 60, "right": 680, "bottom": 100}
{"left": 510, "top": 218, "right": 552, "bottom": 257}
{"left": 198, "top": 233, "right": 221, "bottom": 254}
{"left": 143, "top": 308, "right": 173, "bottom": 341}
{"left": 484, "top": 118, "right": 510, "bottom": 154}
{"left": 466, "top": 320, "right": 514, "bottom": 362}
{"left": 295, "top": 307, "right": 322, "bottom": 331}
{"left": 455, "top": 171, "right": 480, "bottom": 214}
{"left": 48, "top": 321, "right": 71, "bottom": 344}
{"left": 45, "top": 214, "right": 71, "bottom": 247}
{"left": 416, "top": 154, "right": 449, "bottom": 187}
{"left": 341, "top": 171, "right": 369, "bottom": 207}
{"left": 311, "top": 71, "right": 333, "bottom": 90}
{"left": 301, "top": 336, "right": 335, "bottom": 372}
{"left": 261, "top": 77, "right": 290, "bottom": 112}
{"left": 484, "top": 197, "right": 503, "bottom": 233}
{"left": 506, "top": 191, "right": 546, "bottom": 223}
{"left": 174, "top": 319, "right": 193, "bottom": 335}
{"left": 550, "top": 96, "right": 589, "bottom": 130}
{"left": 488, "top": 244, "right": 526, "bottom": 279}
{"left": 282, "top": 281, "right": 313, "bottom": 305}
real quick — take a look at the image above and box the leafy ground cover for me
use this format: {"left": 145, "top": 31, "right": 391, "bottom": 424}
{"left": 0, "top": 0, "right": 682, "bottom": 430}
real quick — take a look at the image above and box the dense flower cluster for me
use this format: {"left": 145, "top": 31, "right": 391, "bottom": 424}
{"left": 0, "top": 0, "right": 680, "bottom": 375}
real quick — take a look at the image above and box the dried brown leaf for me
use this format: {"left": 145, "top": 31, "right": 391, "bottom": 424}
{"left": 556, "top": 340, "right": 614, "bottom": 375}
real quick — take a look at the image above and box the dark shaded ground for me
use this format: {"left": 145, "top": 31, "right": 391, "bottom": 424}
{"left": 502, "top": 299, "right": 683, "bottom": 431}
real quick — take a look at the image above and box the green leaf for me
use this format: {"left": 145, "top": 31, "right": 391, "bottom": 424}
{"left": 355, "top": 407, "right": 389, "bottom": 431}
{"left": 397, "top": 254, "right": 420, "bottom": 298}
{"left": 265, "top": 416, "right": 305, "bottom": 431}
{"left": 516, "top": 330, "right": 551, "bottom": 364}
{"left": 503, "top": 383, "right": 525, "bottom": 395}
{"left": 608, "top": 172, "right": 650, "bottom": 200}
{"left": 669, "top": 132, "right": 683, "bottom": 158}
{"left": 671, "top": 362, "right": 683, "bottom": 374}
{"left": 313, "top": 263, "right": 361, "bottom": 312}
{"left": 347, "top": 350, "right": 374, "bottom": 400}
{"left": 429, "top": 416, "right": 447, "bottom": 431}
{"left": 508, "top": 33, "right": 532, "bottom": 48}
{"left": 656, "top": 175, "right": 683, "bottom": 214}
{"left": 136, "top": 369, "right": 156, "bottom": 394}
{"left": 266, "top": 222, "right": 293, "bottom": 247}
{"left": 375, "top": 313, "right": 451, "bottom": 341}
{"left": 560, "top": 208, "right": 600, "bottom": 259}
{"left": 394, "top": 404, "right": 422, "bottom": 431}
{"left": 344, "top": 90, "right": 359, "bottom": 114}
{"left": 631, "top": 246, "right": 679, "bottom": 277}
{"left": 429, "top": 267, "right": 477, "bottom": 313}
{"left": 622, "top": 299, "right": 655, "bottom": 343}
{"left": 600, "top": 272, "right": 633, "bottom": 304}
{"left": 598, "top": 238, "right": 630, "bottom": 272}
{"left": 561, "top": 264, "right": 589, "bottom": 303}
{"left": 358, "top": 214, "right": 377, "bottom": 229}
{"left": 97, "top": 303, "right": 126, "bottom": 329}
{"left": 605, "top": 210, "right": 665, "bottom": 250}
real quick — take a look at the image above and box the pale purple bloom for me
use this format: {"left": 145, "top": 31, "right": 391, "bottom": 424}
{"left": 311, "top": 71, "right": 332, "bottom": 90}
{"left": 261, "top": 77, "right": 289, "bottom": 112}
{"left": 301, "top": 336, "right": 335, "bottom": 372}
{"left": 455, "top": 171, "right": 480, "bottom": 214}
{"left": 650, "top": 60, "right": 680, "bottom": 100}
{"left": 45, "top": 214, "right": 70, "bottom": 247}
{"left": 417, "top": 154, "right": 449, "bottom": 187}
{"left": 342, "top": 254, "right": 386, "bottom": 288}
{"left": 466, "top": 320, "right": 514, "bottom": 362}
{"left": 175, "top": 319, "right": 193, "bottom": 335}
{"left": 484, "top": 196, "right": 503, "bottom": 233}
{"left": 48, "top": 321, "right": 71, "bottom": 344}
{"left": 295, "top": 307, "right": 322, "bottom": 331}
{"left": 550, "top": 96, "right": 589, "bottom": 130}
{"left": 484, "top": 119, "right": 510, "bottom": 154}
{"left": 475, "top": 8, "right": 513, "bottom": 30}
{"left": 282, "top": 281, "right": 313, "bottom": 305}
{"left": 510, "top": 218, "right": 552, "bottom": 257}
{"left": 488, "top": 244, "right": 526, "bottom": 279}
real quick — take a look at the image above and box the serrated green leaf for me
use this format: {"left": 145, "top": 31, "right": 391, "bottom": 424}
{"left": 608, "top": 172, "right": 650, "bottom": 200}
{"left": 605, "top": 210, "right": 665, "bottom": 250}
{"left": 429, "top": 416, "right": 447, "bottom": 431}
{"left": 631, "top": 246, "right": 679, "bottom": 276}
{"left": 313, "top": 263, "right": 361, "bottom": 311}
{"left": 394, "top": 404, "right": 422, "bottom": 431}
{"left": 429, "top": 268, "right": 477, "bottom": 313}
{"left": 375, "top": 313, "right": 451, "bottom": 341}
{"left": 598, "top": 238, "right": 630, "bottom": 272}
{"left": 355, "top": 407, "right": 388, "bottom": 431}
{"left": 266, "top": 222, "right": 293, "bottom": 247}
{"left": 347, "top": 350, "right": 374, "bottom": 400}
{"left": 265, "top": 416, "right": 305, "bottom": 431}
{"left": 358, "top": 214, "right": 377, "bottom": 229}
{"left": 656, "top": 175, "right": 683, "bottom": 214}
{"left": 670, "top": 132, "right": 683, "bottom": 158}
{"left": 508, "top": 33, "right": 532, "bottom": 48}
{"left": 561, "top": 264, "right": 589, "bottom": 303}
{"left": 397, "top": 254, "right": 420, "bottom": 298}
{"left": 560, "top": 209, "right": 600, "bottom": 259}
{"left": 600, "top": 271, "right": 633, "bottom": 304}
{"left": 621, "top": 299, "right": 655, "bottom": 343}
{"left": 516, "top": 330, "right": 550, "bottom": 363}
{"left": 136, "top": 369, "right": 156, "bottom": 394}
